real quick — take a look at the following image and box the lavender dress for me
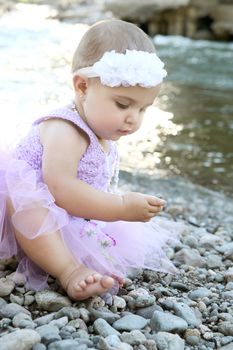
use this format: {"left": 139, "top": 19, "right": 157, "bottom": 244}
{"left": 0, "top": 104, "right": 180, "bottom": 291}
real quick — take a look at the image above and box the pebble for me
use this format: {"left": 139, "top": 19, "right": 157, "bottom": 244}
{"left": 0, "top": 278, "right": 15, "bottom": 297}
{"left": 36, "top": 324, "right": 61, "bottom": 345}
{"left": 172, "top": 302, "right": 201, "bottom": 327}
{"left": 35, "top": 290, "right": 71, "bottom": 312}
{"left": 188, "top": 287, "right": 211, "bottom": 300}
{"left": 120, "top": 329, "right": 146, "bottom": 345}
{"left": 93, "top": 318, "right": 120, "bottom": 337}
{"left": 47, "top": 339, "right": 83, "bottom": 350}
{"left": 150, "top": 311, "right": 188, "bottom": 333}
{"left": 0, "top": 329, "right": 41, "bottom": 350}
{"left": 112, "top": 314, "right": 148, "bottom": 331}
{"left": 0, "top": 302, "right": 31, "bottom": 318}
{"left": 154, "top": 331, "right": 185, "bottom": 350}
{"left": 89, "top": 307, "right": 120, "bottom": 324}
{"left": 184, "top": 329, "right": 201, "bottom": 346}
{"left": 0, "top": 164, "right": 233, "bottom": 350}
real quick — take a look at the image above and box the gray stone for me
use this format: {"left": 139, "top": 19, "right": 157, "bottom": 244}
{"left": 188, "top": 287, "right": 211, "bottom": 300}
{"left": 150, "top": 311, "right": 188, "bottom": 333}
{"left": 113, "top": 295, "right": 126, "bottom": 309}
{"left": 35, "top": 290, "right": 71, "bottom": 312}
{"left": 0, "top": 329, "right": 41, "bottom": 350}
{"left": 12, "top": 312, "right": 35, "bottom": 329}
{"left": 104, "top": 0, "right": 189, "bottom": 22}
{"left": 50, "top": 316, "right": 69, "bottom": 328}
{"left": 134, "top": 295, "right": 156, "bottom": 308}
{"left": 0, "top": 302, "right": 31, "bottom": 318}
{"left": 218, "top": 322, "right": 233, "bottom": 336}
{"left": 48, "top": 339, "right": 81, "bottom": 350}
{"left": 32, "top": 344, "right": 46, "bottom": 350}
{"left": 120, "top": 330, "right": 146, "bottom": 345}
{"left": 24, "top": 295, "right": 35, "bottom": 306}
{"left": 222, "top": 291, "right": 233, "bottom": 300}
{"left": 184, "top": 329, "right": 201, "bottom": 346}
{"left": 0, "top": 278, "right": 15, "bottom": 297}
{"left": 154, "top": 331, "right": 185, "bottom": 350}
{"left": 10, "top": 293, "right": 24, "bottom": 305}
{"left": 34, "top": 313, "right": 56, "bottom": 326}
{"left": 199, "top": 233, "right": 223, "bottom": 248}
{"left": 36, "top": 324, "right": 61, "bottom": 345}
{"left": 136, "top": 304, "right": 162, "bottom": 319}
{"left": 55, "top": 307, "right": 80, "bottom": 320}
{"left": 113, "top": 314, "right": 148, "bottom": 331}
{"left": 0, "top": 296, "right": 7, "bottom": 308}
{"left": 219, "top": 343, "right": 233, "bottom": 350}
{"left": 103, "top": 334, "right": 121, "bottom": 347}
{"left": 89, "top": 307, "right": 121, "bottom": 324}
{"left": 225, "top": 268, "right": 233, "bottom": 282}
{"left": 174, "top": 248, "right": 206, "bottom": 267}
{"left": 172, "top": 302, "right": 201, "bottom": 327}
{"left": 93, "top": 318, "right": 120, "bottom": 337}
{"left": 205, "top": 254, "right": 223, "bottom": 269}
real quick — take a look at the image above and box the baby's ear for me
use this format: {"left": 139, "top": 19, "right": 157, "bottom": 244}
{"left": 73, "top": 74, "right": 88, "bottom": 96}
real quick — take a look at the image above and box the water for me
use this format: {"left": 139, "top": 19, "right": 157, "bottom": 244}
{"left": 0, "top": 4, "right": 232, "bottom": 197}
{"left": 153, "top": 36, "right": 233, "bottom": 197}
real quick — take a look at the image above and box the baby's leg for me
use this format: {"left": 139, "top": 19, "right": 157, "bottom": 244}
{"left": 7, "top": 204, "right": 114, "bottom": 300}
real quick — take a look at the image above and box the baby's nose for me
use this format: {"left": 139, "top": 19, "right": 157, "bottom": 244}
{"left": 125, "top": 111, "right": 139, "bottom": 125}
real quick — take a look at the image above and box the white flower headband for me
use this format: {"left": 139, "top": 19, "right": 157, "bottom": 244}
{"left": 73, "top": 49, "right": 167, "bottom": 88}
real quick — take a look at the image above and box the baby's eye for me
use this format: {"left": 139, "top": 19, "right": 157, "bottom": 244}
{"left": 116, "top": 101, "right": 129, "bottom": 109}
{"left": 140, "top": 107, "right": 147, "bottom": 113}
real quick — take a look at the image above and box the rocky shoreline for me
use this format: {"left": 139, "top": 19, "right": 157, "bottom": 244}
{"left": 0, "top": 0, "right": 233, "bottom": 41}
{"left": 0, "top": 174, "right": 233, "bottom": 350}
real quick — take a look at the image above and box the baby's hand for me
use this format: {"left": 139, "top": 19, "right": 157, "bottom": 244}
{"left": 121, "top": 192, "right": 166, "bottom": 222}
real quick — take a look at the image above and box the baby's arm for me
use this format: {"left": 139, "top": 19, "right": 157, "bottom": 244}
{"left": 40, "top": 119, "right": 165, "bottom": 222}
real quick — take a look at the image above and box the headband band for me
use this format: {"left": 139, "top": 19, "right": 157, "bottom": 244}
{"left": 73, "top": 50, "right": 167, "bottom": 88}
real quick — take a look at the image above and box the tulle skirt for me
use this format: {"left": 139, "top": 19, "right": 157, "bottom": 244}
{"left": 0, "top": 154, "right": 182, "bottom": 292}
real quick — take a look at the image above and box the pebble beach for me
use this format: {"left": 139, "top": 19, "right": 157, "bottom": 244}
{"left": 0, "top": 174, "right": 233, "bottom": 350}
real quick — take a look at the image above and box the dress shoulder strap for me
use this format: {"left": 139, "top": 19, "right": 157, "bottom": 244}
{"left": 33, "top": 104, "right": 96, "bottom": 142}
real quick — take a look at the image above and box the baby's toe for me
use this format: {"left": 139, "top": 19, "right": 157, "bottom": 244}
{"left": 78, "top": 280, "right": 87, "bottom": 289}
{"left": 85, "top": 275, "right": 95, "bottom": 284}
{"left": 100, "top": 276, "right": 115, "bottom": 289}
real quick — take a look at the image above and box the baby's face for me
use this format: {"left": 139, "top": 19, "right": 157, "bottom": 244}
{"left": 81, "top": 79, "right": 161, "bottom": 141}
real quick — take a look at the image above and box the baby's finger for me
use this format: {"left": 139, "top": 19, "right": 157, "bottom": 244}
{"left": 147, "top": 196, "right": 166, "bottom": 207}
{"left": 148, "top": 204, "right": 163, "bottom": 214}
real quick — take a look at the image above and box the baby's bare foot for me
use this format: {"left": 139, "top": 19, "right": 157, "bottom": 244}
{"left": 59, "top": 265, "right": 115, "bottom": 300}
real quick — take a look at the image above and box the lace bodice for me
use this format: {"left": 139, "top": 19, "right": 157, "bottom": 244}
{"left": 13, "top": 105, "right": 119, "bottom": 193}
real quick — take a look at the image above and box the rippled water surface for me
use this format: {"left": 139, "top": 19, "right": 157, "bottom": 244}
{"left": 0, "top": 4, "right": 232, "bottom": 197}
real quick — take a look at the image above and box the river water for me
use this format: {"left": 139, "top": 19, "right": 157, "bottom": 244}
{"left": 0, "top": 4, "right": 232, "bottom": 197}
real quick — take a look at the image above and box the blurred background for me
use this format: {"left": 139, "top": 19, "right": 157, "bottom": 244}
{"left": 0, "top": 0, "right": 233, "bottom": 197}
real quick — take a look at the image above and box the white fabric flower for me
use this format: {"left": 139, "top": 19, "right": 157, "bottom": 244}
{"left": 75, "top": 50, "right": 167, "bottom": 88}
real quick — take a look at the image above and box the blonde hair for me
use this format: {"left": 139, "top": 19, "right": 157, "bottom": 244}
{"left": 72, "top": 19, "right": 156, "bottom": 72}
